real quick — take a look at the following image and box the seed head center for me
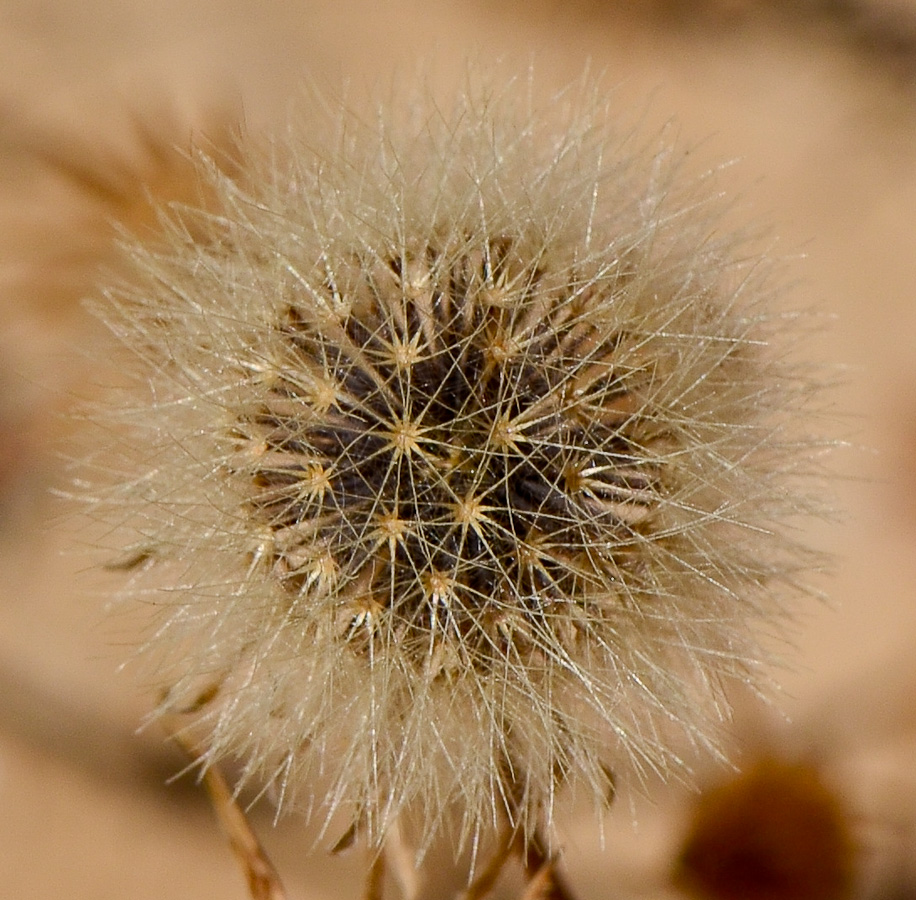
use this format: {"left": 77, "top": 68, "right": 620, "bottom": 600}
{"left": 386, "top": 417, "right": 425, "bottom": 457}
{"left": 372, "top": 509, "right": 412, "bottom": 553}
{"left": 390, "top": 333, "right": 424, "bottom": 370}
{"left": 453, "top": 490, "right": 488, "bottom": 533}
{"left": 299, "top": 460, "right": 331, "bottom": 500}
{"left": 424, "top": 569, "right": 454, "bottom": 606}
{"left": 491, "top": 412, "right": 522, "bottom": 452}
{"left": 308, "top": 376, "right": 339, "bottom": 414}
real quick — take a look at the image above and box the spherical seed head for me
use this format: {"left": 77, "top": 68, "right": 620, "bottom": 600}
{"left": 91, "top": 81, "right": 823, "bottom": 851}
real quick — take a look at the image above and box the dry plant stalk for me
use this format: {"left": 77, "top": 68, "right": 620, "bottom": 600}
{"left": 81, "top": 74, "right": 828, "bottom": 893}
{"left": 171, "top": 729, "right": 288, "bottom": 900}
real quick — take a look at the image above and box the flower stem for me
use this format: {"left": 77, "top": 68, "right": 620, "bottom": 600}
{"left": 170, "top": 730, "right": 287, "bottom": 900}
{"left": 516, "top": 829, "right": 578, "bottom": 900}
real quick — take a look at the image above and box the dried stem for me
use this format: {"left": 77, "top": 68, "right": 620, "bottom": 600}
{"left": 170, "top": 730, "right": 287, "bottom": 900}
{"left": 458, "top": 823, "right": 517, "bottom": 900}
{"left": 384, "top": 819, "right": 420, "bottom": 900}
{"left": 497, "top": 757, "right": 580, "bottom": 900}
{"left": 515, "top": 829, "right": 578, "bottom": 900}
{"left": 365, "top": 848, "right": 387, "bottom": 900}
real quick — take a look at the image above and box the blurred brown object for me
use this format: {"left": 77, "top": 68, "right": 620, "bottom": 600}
{"left": 674, "top": 758, "right": 855, "bottom": 900}
{"left": 496, "top": 0, "right": 916, "bottom": 82}
{"left": 3, "top": 102, "right": 238, "bottom": 317}
{"left": 0, "top": 102, "right": 237, "bottom": 527}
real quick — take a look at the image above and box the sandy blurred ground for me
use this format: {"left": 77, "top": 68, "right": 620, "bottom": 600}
{"left": 2, "top": 1, "right": 916, "bottom": 898}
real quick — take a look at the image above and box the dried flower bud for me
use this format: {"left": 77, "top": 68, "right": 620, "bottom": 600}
{"left": 85, "top": 79, "right": 824, "bottom": 853}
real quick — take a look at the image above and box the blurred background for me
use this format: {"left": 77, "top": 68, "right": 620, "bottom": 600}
{"left": 1, "top": 1, "right": 915, "bottom": 898}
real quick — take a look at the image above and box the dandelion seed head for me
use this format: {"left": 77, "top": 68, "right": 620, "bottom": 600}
{"left": 89, "top": 79, "right": 825, "bottom": 852}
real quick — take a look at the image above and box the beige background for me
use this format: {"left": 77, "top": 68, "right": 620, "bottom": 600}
{"left": 1, "top": 1, "right": 915, "bottom": 897}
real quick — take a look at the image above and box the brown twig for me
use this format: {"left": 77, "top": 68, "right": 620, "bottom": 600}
{"left": 365, "top": 847, "right": 387, "bottom": 900}
{"left": 171, "top": 731, "right": 288, "bottom": 900}
{"left": 457, "top": 822, "right": 517, "bottom": 900}
{"left": 515, "top": 829, "right": 578, "bottom": 900}
{"left": 384, "top": 819, "right": 420, "bottom": 900}
{"left": 519, "top": 863, "right": 567, "bottom": 900}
